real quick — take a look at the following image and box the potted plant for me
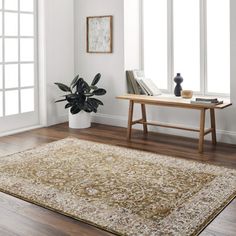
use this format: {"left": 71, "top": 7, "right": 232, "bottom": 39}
{"left": 55, "top": 73, "right": 106, "bottom": 129}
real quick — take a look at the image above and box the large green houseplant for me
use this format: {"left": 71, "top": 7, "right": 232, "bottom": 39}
{"left": 55, "top": 73, "right": 106, "bottom": 128}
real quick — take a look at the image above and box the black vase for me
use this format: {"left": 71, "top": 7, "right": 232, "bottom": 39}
{"left": 174, "top": 73, "right": 183, "bottom": 97}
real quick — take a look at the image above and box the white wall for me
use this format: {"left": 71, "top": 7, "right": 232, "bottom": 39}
{"left": 39, "top": 0, "right": 74, "bottom": 126}
{"left": 74, "top": 0, "right": 129, "bottom": 124}
{"left": 74, "top": 0, "right": 236, "bottom": 144}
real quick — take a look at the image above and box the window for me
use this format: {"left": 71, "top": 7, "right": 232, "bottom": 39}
{"left": 206, "top": 0, "right": 230, "bottom": 94}
{"left": 143, "top": 0, "right": 168, "bottom": 90}
{"left": 142, "top": 0, "right": 230, "bottom": 95}
{"left": 0, "top": 0, "right": 36, "bottom": 118}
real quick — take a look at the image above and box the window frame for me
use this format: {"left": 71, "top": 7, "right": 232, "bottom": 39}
{"left": 0, "top": 0, "right": 38, "bottom": 117}
{"left": 141, "top": 0, "right": 230, "bottom": 97}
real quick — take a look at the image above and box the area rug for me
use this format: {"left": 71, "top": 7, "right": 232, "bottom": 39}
{"left": 0, "top": 138, "right": 235, "bottom": 236}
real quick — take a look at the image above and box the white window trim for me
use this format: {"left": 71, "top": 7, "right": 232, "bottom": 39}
{"left": 141, "top": 0, "right": 230, "bottom": 97}
{"left": 0, "top": 0, "right": 39, "bottom": 117}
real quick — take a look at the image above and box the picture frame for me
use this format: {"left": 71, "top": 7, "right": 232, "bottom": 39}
{"left": 86, "top": 15, "right": 113, "bottom": 53}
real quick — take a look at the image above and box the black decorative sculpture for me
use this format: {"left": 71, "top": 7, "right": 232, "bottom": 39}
{"left": 174, "top": 73, "right": 183, "bottom": 97}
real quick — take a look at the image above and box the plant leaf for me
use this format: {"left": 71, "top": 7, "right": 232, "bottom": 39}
{"left": 83, "top": 80, "right": 91, "bottom": 93}
{"left": 84, "top": 93, "right": 94, "bottom": 97}
{"left": 71, "top": 75, "right": 79, "bottom": 87}
{"left": 76, "top": 78, "right": 91, "bottom": 93}
{"left": 65, "top": 103, "right": 73, "bottom": 109}
{"left": 93, "top": 88, "right": 106, "bottom": 96}
{"left": 55, "top": 83, "right": 71, "bottom": 92}
{"left": 91, "top": 73, "right": 101, "bottom": 86}
{"left": 66, "top": 94, "right": 78, "bottom": 99}
{"left": 70, "top": 105, "right": 81, "bottom": 114}
{"left": 90, "top": 85, "right": 98, "bottom": 90}
{"left": 83, "top": 102, "right": 92, "bottom": 113}
{"left": 88, "top": 98, "right": 103, "bottom": 106}
{"left": 55, "top": 98, "right": 67, "bottom": 103}
{"left": 85, "top": 101, "right": 97, "bottom": 113}
{"left": 87, "top": 98, "right": 98, "bottom": 109}
{"left": 76, "top": 78, "right": 85, "bottom": 93}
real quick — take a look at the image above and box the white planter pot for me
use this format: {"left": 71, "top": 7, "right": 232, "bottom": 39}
{"left": 68, "top": 110, "right": 91, "bottom": 129}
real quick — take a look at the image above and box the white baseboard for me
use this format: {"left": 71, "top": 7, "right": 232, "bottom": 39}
{"left": 46, "top": 114, "right": 68, "bottom": 127}
{"left": 92, "top": 113, "right": 236, "bottom": 145}
{"left": 92, "top": 113, "right": 127, "bottom": 128}
{"left": 0, "top": 125, "right": 45, "bottom": 137}
{"left": 1, "top": 113, "right": 235, "bottom": 145}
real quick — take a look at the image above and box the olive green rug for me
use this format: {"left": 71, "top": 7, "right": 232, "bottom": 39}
{"left": 0, "top": 137, "right": 235, "bottom": 236}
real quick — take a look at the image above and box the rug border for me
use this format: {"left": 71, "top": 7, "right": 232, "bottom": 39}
{"left": 0, "top": 186, "right": 235, "bottom": 236}
{"left": 193, "top": 193, "right": 236, "bottom": 236}
{"left": 0, "top": 188, "right": 122, "bottom": 236}
{"left": 0, "top": 137, "right": 236, "bottom": 236}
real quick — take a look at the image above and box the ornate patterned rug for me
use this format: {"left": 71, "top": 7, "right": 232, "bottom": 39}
{"left": 0, "top": 137, "right": 235, "bottom": 236}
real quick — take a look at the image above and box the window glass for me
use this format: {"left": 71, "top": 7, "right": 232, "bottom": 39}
{"left": 0, "top": 12, "right": 2, "bottom": 36}
{"left": 20, "top": 64, "right": 34, "bottom": 87}
{"left": 5, "top": 64, "right": 18, "bottom": 89}
{"left": 5, "top": 0, "right": 18, "bottom": 11}
{"left": 20, "top": 0, "right": 34, "bottom": 12}
{"left": 143, "top": 0, "right": 168, "bottom": 89}
{"left": 173, "top": 0, "right": 200, "bottom": 91}
{"left": 5, "top": 12, "right": 18, "bottom": 36}
{"left": 0, "top": 91, "right": 2, "bottom": 117}
{"left": 1, "top": 1, "right": 36, "bottom": 118}
{"left": 20, "top": 13, "right": 34, "bottom": 36}
{"left": 5, "top": 90, "right": 19, "bottom": 116}
{"left": 142, "top": 0, "right": 230, "bottom": 95}
{"left": 0, "top": 38, "right": 2, "bottom": 62}
{"left": 5, "top": 38, "right": 18, "bottom": 62}
{"left": 20, "top": 38, "right": 34, "bottom": 61}
{"left": 207, "top": 0, "right": 230, "bottom": 94}
{"left": 21, "top": 88, "right": 34, "bottom": 113}
{"left": 0, "top": 65, "right": 2, "bottom": 89}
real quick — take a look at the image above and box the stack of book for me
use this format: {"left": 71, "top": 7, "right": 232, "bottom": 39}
{"left": 126, "top": 70, "right": 144, "bottom": 95}
{"left": 126, "top": 70, "right": 162, "bottom": 96}
{"left": 191, "top": 97, "right": 223, "bottom": 105}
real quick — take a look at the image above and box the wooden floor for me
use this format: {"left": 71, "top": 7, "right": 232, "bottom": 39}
{"left": 0, "top": 123, "right": 236, "bottom": 236}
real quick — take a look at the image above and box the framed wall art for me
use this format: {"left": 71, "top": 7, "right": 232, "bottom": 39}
{"left": 86, "top": 15, "right": 113, "bottom": 53}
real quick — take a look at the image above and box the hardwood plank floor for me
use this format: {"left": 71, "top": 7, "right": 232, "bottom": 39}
{"left": 0, "top": 122, "right": 235, "bottom": 236}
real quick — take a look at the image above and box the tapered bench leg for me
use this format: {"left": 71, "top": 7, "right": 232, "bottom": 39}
{"left": 210, "top": 109, "right": 217, "bottom": 145}
{"left": 141, "top": 104, "right": 148, "bottom": 135}
{"left": 127, "top": 100, "right": 134, "bottom": 139}
{"left": 199, "top": 108, "right": 206, "bottom": 153}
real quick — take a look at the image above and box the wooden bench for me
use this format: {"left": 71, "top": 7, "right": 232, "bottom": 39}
{"left": 117, "top": 94, "right": 232, "bottom": 153}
